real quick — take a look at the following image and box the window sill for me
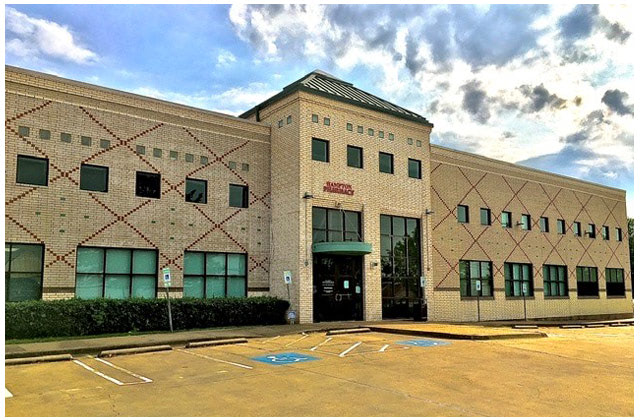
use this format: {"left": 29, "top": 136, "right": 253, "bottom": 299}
{"left": 461, "top": 296, "right": 495, "bottom": 301}
{"left": 544, "top": 296, "right": 570, "bottom": 300}
{"left": 577, "top": 295, "right": 600, "bottom": 299}
{"left": 606, "top": 295, "right": 627, "bottom": 299}
{"left": 505, "top": 296, "right": 535, "bottom": 300}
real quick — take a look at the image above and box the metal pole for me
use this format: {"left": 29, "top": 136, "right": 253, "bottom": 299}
{"left": 165, "top": 286, "right": 174, "bottom": 333}
{"left": 523, "top": 289, "right": 527, "bottom": 321}
{"left": 286, "top": 283, "right": 293, "bottom": 325}
{"left": 477, "top": 293, "right": 480, "bottom": 322}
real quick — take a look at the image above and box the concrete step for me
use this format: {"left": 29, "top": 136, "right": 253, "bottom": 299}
{"left": 5, "top": 354, "right": 73, "bottom": 366}
{"left": 98, "top": 345, "right": 172, "bottom": 358}
{"left": 186, "top": 338, "right": 248, "bottom": 348}
{"left": 326, "top": 327, "right": 371, "bottom": 336}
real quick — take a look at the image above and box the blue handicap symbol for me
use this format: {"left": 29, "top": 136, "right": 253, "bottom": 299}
{"left": 397, "top": 339, "right": 450, "bottom": 347}
{"left": 252, "top": 352, "right": 320, "bottom": 365}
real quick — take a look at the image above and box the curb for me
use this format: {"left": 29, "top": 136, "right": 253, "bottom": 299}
{"left": 98, "top": 345, "right": 172, "bottom": 358}
{"left": 326, "top": 328, "right": 371, "bottom": 336}
{"left": 368, "top": 326, "right": 547, "bottom": 340}
{"left": 560, "top": 325, "right": 584, "bottom": 329}
{"left": 5, "top": 353, "right": 73, "bottom": 366}
{"left": 186, "top": 338, "right": 248, "bottom": 348}
{"left": 513, "top": 325, "right": 538, "bottom": 329}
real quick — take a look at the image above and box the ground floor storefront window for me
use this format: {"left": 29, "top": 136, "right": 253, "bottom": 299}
{"left": 5, "top": 243, "right": 44, "bottom": 301}
{"left": 183, "top": 252, "right": 247, "bottom": 298}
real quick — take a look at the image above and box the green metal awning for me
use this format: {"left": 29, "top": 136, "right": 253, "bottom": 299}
{"left": 312, "top": 241, "right": 372, "bottom": 256}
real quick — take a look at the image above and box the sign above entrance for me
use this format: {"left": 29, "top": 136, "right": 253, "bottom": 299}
{"left": 323, "top": 181, "right": 354, "bottom": 196}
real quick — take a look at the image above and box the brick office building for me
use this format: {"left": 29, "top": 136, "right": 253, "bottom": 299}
{"left": 5, "top": 65, "right": 633, "bottom": 322}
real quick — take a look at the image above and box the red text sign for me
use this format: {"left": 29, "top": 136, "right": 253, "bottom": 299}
{"left": 323, "top": 182, "right": 354, "bottom": 195}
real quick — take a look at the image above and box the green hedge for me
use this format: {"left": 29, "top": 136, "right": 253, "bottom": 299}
{"left": 5, "top": 297, "right": 290, "bottom": 340}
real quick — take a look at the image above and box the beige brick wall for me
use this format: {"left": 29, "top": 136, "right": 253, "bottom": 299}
{"left": 5, "top": 66, "right": 272, "bottom": 299}
{"left": 429, "top": 145, "right": 632, "bottom": 321}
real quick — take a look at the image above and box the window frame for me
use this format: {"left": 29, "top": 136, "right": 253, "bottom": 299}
{"left": 539, "top": 216, "right": 549, "bottom": 233}
{"left": 379, "top": 152, "right": 394, "bottom": 174}
{"left": 80, "top": 163, "right": 109, "bottom": 193}
{"left": 457, "top": 205, "right": 469, "bottom": 224}
{"left": 557, "top": 219, "right": 566, "bottom": 234}
{"left": 576, "top": 266, "right": 599, "bottom": 297}
{"left": 313, "top": 207, "right": 362, "bottom": 243}
{"left": 605, "top": 268, "right": 625, "bottom": 297}
{"left": 501, "top": 211, "right": 512, "bottom": 228}
{"left": 229, "top": 184, "right": 249, "bottom": 208}
{"left": 312, "top": 138, "right": 330, "bottom": 162}
{"left": 504, "top": 262, "right": 534, "bottom": 297}
{"left": 408, "top": 158, "right": 422, "bottom": 179}
{"left": 5, "top": 242, "right": 45, "bottom": 302}
{"left": 480, "top": 208, "right": 491, "bottom": 226}
{"left": 543, "top": 264, "right": 568, "bottom": 297}
{"left": 602, "top": 225, "right": 610, "bottom": 240}
{"left": 74, "top": 246, "right": 158, "bottom": 299}
{"left": 16, "top": 155, "right": 49, "bottom": 186}
{"left": 346, "top": 145, "right": 363, "bottom": 169}
{"left": 615, "top": 227, "right": 622, "bottom": 242}
{"left": 586, "top": 223, "right": 596, "bottom": 239}
{"left": 135, "top": 171, "right": 161, "bottom": 199}
{"left": 185, "top": 178, "right": 208, "bottom": 204}
{"left": 183, "top": 251, "right": 248, "bottom": 298}
{"left": 573, "top": 221, "right": 582, "bottom": 237}
{"left": 459, "top": 260, "right": 493, "bottom": 297}
{"left": 520, "top": 214, "right": 531, "bottom": 231}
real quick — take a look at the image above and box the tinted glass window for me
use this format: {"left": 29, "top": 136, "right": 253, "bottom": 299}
{"left": 229, "top": 184, "right": 248, "bottom": 208}
{"left": 312, "top": 138, "right": 329, "bottom": 162}
{"left": 16, "top": 155, "right": 48, "bottom": 186}
{"left": 480, "top": 208, "right": 491, "bottom": 226}
{"left": 80, "top": 164, "right": 108, "bottom": 192}
{"left": 408, "top": 159, "right": 421, "bottom": 179}
{"left": 347, "top": 146, "right": 363, "bottom": 168}
{"left": 5, "top": 243, "right": 44, "bottom": 301}
{"left": 457, "top": 205, "right": 469, "bottom": 223}
{"left": 136, "top": 172, "right": 161, "bottom": 198}
{"left": 379, "top": 152, "right": 393, "bottom": 174}
{"left": 185, "top": 178, "right": 207, "bottom": 204}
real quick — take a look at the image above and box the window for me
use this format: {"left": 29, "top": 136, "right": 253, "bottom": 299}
{"left": 459, "top": 260, "right": 493, "bottom": 297}
{"left": 136, "top": 145, "right": 145, "bottom": 155}
{"left": 378, "top": 131, "right": 384, "bottom": 138}
{"left": 380, "top": 215, "right": 421, "bottom": 317}
{"left": 39, "top": 129, "right": 50, "bottom": 140}
{"left": 505, "top": 263, "right": 533, "bottom": 297}
{"left": 615, "top": 227, "right": 622, "bottom": 242}
{"left": 287, "top": 115, "right": 292, "bottom": 124}
{"left": 379, "top": 152, "right": 394, "bottom": 174}
{"left": 323, "top": 117, "right": 330, "bottom": 126}
{"left": 407, "top": 138, "right": 413, "bottom": 145}
{"left": 170, "top": 151, "right": 178, "bottom": 160}
{"left": 185, "top": 153, "right": 194, "bottom": 163}
{"left": 242, "top": 163, "right": 249, "bottom": 171}
{"left": 61, "top": 132, "right": 72, "bottom": 143}
{"left": 587, "top": 223, "right": 596, "bottom": 238}
{"left": 312, "top": 138, "right": 329, "bottom": 162}
{"left": 577, "top": 266, "right": 598, "bottom": 297}
{"left": 501, "top": 211, "right": 512, "bottom": 228}
{"left": 346, "top": 123, "right": 353, "bottom": 131}
{"left": 185, "top": 178, "right": 207, "bottom": 204}
{"left": 75, "top": 247, "right": 157, "bottom": 299}
{"left": 540, "top": 217, "right": 549, "bottom": 232}
{"left": 389, "top": 133, "right": 394, "bottom": 141}
{"left": 602, "top": 226, "right": 610, "bottom": 240}
{"left": 573, "top": 222, "right": 582, "bottom": 237}
{"left": 313, "top": 207, "right": 361, "bottom": 243}
{"left": 183, "top": 252, "right": 247, "bottom": 298}
{"left": 5, "top": 243, "right": 44, "bottom": 301}
{"left": 416, "top": 140, "right": 422, "bottom": 147}
{"left": 368, "top": 128, "right": 374, "bottom": 136}
{"left": 136, "top": 171, "right": 161, "bottom": 198}
{"left": 480, "top": 208, "right": 491, "bottom": 226}
{"left": 278, "top": 120, "right": 283, "bottom": 128}
{"left": 543, "top": 265, "right": 568, "bottom": 297}
{"left": 347, "top": 145, "right": 363, "bottom": 169}
{"left": 457, "top": 205, "right": 469, "bottom": 223}
{"left": 605, "top": 268, "right": 624, "bottom": 297}
{"left": 557, "top": 219, "right": 566, "bottom": 234}
{"left": 229, "top": 184, "right": 248, "bottom": 208}
{"left": 408, "top": 159, "right": 421, "bottom": 179}
{"left": 100, "top": 139, "right": 110, "bottom": 149}
{"left": 312, "top": 114, "right": 319, "bottom": 123}
{"left": 81, "top": 136, "right": 92, "bottom": 146}
{"left": 357, "top": 125, "right": 363, "bottom": 134}
{"left": 520, "top": 214, "right": 531, "bottom": 230}
{"left": 80, "top": 164, "right": 108, "bottom": 193}
{"left": 153, "top": 148, "right": 162, "bottom": 158}
{"left": 16, "top": 155, "right": 48, "bottom": 186}
{"left": 18, "top": 126, "right": 30, "bottom": 137}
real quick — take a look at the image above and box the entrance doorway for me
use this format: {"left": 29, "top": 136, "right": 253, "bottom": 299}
{"left": 313, "top": 255, "right": 363, "bottom": 322}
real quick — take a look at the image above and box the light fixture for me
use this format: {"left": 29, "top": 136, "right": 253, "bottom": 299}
{"left": 302, "top": 192, "right": 313, "bottom": 199}
{"left": 425, "top": 209, "right": 434, "bottom": 215}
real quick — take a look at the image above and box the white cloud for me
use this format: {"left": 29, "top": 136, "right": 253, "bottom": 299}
{"left": 216, "top": 49, "right": 237, "bottom": 67}
{"left": 5, "top": 7, "right": 98, "bottom": 64}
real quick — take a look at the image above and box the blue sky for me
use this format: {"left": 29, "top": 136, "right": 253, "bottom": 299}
{"left": 5, "top": 4, "right": 635, "bottom": 215}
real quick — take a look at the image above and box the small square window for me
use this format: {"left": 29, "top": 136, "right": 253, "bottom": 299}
{"left": 416, "top": 140, "right": 422, "bottom": 147}
{"left": 200, "top": 156, "right": 208, "bottom": 165}
{"left": 185, "top": 153, "right": 194, "bottom": 163}
{"left": 80, "top": 164, "right": 108, "bottom": 192}
{"left": 81, "top": 136, "right": 92, "bottom": 146}
{"left": 312, "top": 114, "right": 319, "bottom": 123}
{"left": 480, "top": 208, "right": 491, "bottom": 226}
{"left": 242, "top": 163, "right": 249, "bottom": 171}
{"left": 389, "top": 133, "right": 394, "bottom": 141}
{"left": 557, "top": 219, "right": 566, "bottom": 234}
{"left": 229, "top": 184, "right": 249, "bottom": 208}
{"left": 347, "top": 145, "right": 363, "bottom": 169}
{"left": 135, "top": 171, "right": 161, "bottom": 199}
{"left": 587, "top": 223, "right": 596, "bottom": 238}
{"left": 457, "top": 205, "right": 469, "bottom": 223}
{"left": 408, "top": 158, "right": 421, "bottom": 179}
{"left": 153, "top": 148, "right": 162, "bottom": 158}
{"left": 501, "top": 211, "right": 512, "bottom": 228}
{"left": 186, "top": 178, "right": 207, "bottom": 204}
{"left": 136, "top": 145, "right": 146, "bottom": 155}
{"left": 278, "top": 120, "right": 283, "bottom": 128}
{"left": 615, "top": 227, "right": 622, "bottom": 242}
{"left": 312, "top": 138, "right": 329, "bottom": 162}
{"left": 573, "top": 221, "right": 582, "bottom": 237}
{"left": 61, "top": 133, "right": 72, "bottom": 143}
{"left": 16, "top": 155, "right": 48, "bottom": 186}
{"left": 39, "top": 129, "right": 50, "bottom": 140}
{"left": 357, "top": 126, "right": 363, "bottom": 134}
{"left": 520, "top": 214, "right": 531, "bottom": 230}
{"left": 18, "top": 126, "right": 30, "bottom": 137}
{"left": 378, "top": 131, "right": 384, "bottom": 138}
{"left": 379, "top": 152, "right": 394, "bottom": 174}
{"left": 287, "top": 115, "right": 292, "bottom": 124}
{"left": 368, "top": 128, "right": 374, "bottom": 136}
{"left": 323, "top": 117, "right": 330, "bottom": 126}
{"left": 346, "top": 123, "right": 353, "bottom": 131}
{"left": 170, "top": 150, "right": 178, "bottom": 160}
{"left": 408, "top": 138, "right": 413, "bottom": 145}
{"left": 602, "top": 226, "right": 610, "bottom": 240}
{"left": 229, "top": 161, "right": 237, "bottom": 169}
{"left": 100, "top": 139, "right": 110, "bottom": 149}
{"left": 540, "top": 217, "right": 549, "bottom": 232}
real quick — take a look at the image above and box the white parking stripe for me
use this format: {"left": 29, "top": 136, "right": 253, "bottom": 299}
{"left": 72, "top": 359, "right": 124, "bottom": 386}
{"left": 310, "top": 337, "right": 332, "bottom": 351}
{"left": 177, "top": 349, "right": 253, "bottom": 370}
{"left": 5, "top": 388, "right": 13, "bottom": 398}
{"left": 339, "top": 342, "right": 362, "bottom": 358}
{"left": 379, "top": 344, "right": 389, "bottom": 352}
{"left": 93, "top": 357, "right": 152, "bottom": 383}
{"left": 285, "top": 335, "right": 309, "bottom": 347}
{"left": 261, "top": 336, "right": 280, "bottom": 343}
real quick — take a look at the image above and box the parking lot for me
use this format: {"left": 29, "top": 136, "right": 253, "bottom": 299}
{"left": 5, "top": 326, "right": 634, "bottom": 416}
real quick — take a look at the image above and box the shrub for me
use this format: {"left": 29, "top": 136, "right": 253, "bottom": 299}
{"left": 5, "top": 297, "right": 289, "bottom": 340}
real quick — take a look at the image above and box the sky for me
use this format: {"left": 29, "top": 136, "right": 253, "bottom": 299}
{"left": 4, "top": 4, "right": 635, "bottom": 216}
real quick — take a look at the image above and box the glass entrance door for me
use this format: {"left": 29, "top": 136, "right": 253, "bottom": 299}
{"left": 313, "top": 255, "right": 363, "bottom": 322}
